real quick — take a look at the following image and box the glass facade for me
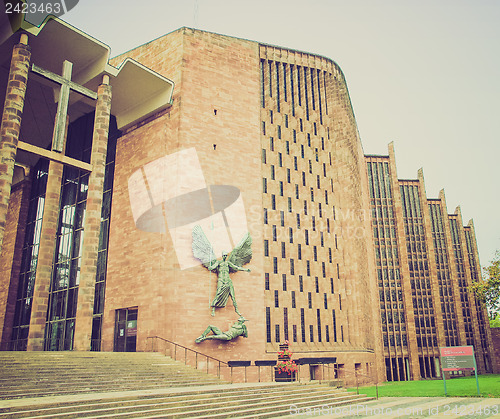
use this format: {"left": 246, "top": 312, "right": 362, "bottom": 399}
{"left": 428, "top": 201, "right": 459, "bottom": 347}
{"left": 9, "top": 112, "right": 118, "bottom": 351}
{"left": 9, "top": 159, "right": 49, "bottom": 350}
{"left": 367, "top": 159, "right": 408, "bottom": 381}
{"left": 366, "top": 153, "right": 494, "bottom": 379}
{"left": 401, "top": 183, "right": 438, "bottom": 378}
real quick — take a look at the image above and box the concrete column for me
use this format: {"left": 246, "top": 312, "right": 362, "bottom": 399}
{"left": 27, "top": 160, "right": 64, "bottom": 350}
{"left": 74, "top": 76, "right": 112, "bottom": 351}
{"left": 0, "top": 34, "right": 31, "bottom": 256}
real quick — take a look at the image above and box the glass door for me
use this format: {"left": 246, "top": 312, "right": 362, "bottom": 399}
{"left": 114, "top": 308, "right": 137, "bottom": 352}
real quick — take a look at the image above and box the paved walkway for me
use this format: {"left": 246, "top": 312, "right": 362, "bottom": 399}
{"left": 291, "top": 397, "right": 500, "bottom": 418}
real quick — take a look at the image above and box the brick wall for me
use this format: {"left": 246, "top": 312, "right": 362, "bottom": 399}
{"left": 105, "top": 29, "right": 265, "bottom": 362}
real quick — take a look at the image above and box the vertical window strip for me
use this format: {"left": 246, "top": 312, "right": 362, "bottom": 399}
{"left": 317, "top": 309, "right": 322, "bottom": 342}
{"left": 317, "top": 69, "right": 323, "bottom": 124}
{"left": 332, "top": 309, "right": 337, "bottom": 342}
{"left": 310, "top": 68, "right": 316, "bottom": 110}
{"left": 11, "top": 159, "right": 49, "bottom": 350}
{"left": 297, "top": 66, "right": 302, "bottom": 106}
{"left": 268, "top": 61, "right": 273, "bottom": 97}
{"left": 304, "top": 67, "right": 309, "bottom": 120}
{"left": 301, "top": 308, "right": 306, "bottom": 342}
{"left": 283, "top": 63, "right": 287, "bottom": 102}
{"left": 323, "top": 72, "right": 329, "bottom": 115}
{"left": 260, "top": 59, "right": 265, "bottom": 108}
{"left": 284, "top": 307, "right": 289, "bottom": 341}
{"left": 266, "top": 307, "right": 271, "bottom": 342}
{"left": 276, "top": 63, "right": 280, "bottom": 112}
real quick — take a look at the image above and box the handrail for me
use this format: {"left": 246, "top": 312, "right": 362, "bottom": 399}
{"left": 323, "top": 364, "right": 379, "bottom": 399}
{"left": 147, "top": 335, "right": 229, "bottom": 380}
{"left": 147, "top": 335, "right": 229, "bottom": 366}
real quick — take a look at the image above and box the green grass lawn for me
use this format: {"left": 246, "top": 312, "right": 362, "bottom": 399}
{"left": 347, "top": 374, "right": 500, "bottom": 398}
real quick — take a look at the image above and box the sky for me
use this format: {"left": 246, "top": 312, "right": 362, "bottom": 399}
{"left": 53, "top": 0, "right": 500, "bottom": 266}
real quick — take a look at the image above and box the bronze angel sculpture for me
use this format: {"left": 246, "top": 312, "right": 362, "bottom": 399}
{"left": 192, "top": 225, "right": 252, "bottom": 316}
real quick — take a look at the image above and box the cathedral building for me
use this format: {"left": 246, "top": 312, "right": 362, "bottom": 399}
{"left": 0, "top": 17, "right": 496, "bottom": 382}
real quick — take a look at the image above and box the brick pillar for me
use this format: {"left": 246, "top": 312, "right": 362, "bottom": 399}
{"left": 0, "top": 34, "right": 31, "bottom": 256}
{"left": 0, "top": 173, "right": 31, "bottom": 349}
{"left": 74, "top": 76, "right": 112, "bottom": 351}
{"left": 27, "top": 160, "right": 64, "bottom": 350}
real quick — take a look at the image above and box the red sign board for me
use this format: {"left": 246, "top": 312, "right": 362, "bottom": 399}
{"left": 440, "top": 346, "right": 476, "bottom": 372}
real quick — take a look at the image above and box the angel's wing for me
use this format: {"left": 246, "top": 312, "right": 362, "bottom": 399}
{"left": 192, "top": 225, "right": 217, "bottom": 269}
{"left": 228, "top": 232, "right": 252, "bottom": 271}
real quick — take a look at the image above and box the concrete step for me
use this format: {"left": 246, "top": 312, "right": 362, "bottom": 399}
{"left": 0, "top": 384, "right": 372, "bottom": 418}
{"left": 0, "top": 352, "right": 374, "bottom": 417}
{"left": 0, "top": 351, "right": 225, "bottom": 399}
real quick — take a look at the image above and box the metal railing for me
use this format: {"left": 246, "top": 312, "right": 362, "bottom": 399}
{"left": 324, "top": 364, "right": 379, "bottom": 399}
{"left": 4, "top": 339, "right": 28, "bottom": 351}
{"left": 146, "top": 337, "right": 285, "bottom": 383}
{"left": 147, "top": 335, "right": 229, "bottom": 379}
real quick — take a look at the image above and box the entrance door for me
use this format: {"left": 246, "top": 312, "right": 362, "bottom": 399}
{"left": 114, "top": 308, "right": 138, "bottom": 352}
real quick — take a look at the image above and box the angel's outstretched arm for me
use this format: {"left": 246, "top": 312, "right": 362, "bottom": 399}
{"left": 228, "top": 261, "right": 250, "bottom": 272}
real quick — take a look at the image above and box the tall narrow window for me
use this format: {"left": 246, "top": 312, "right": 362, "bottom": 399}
{"left": 276, "top": 63, "right": 280, "bottom": 112}
{"left": 301, "top": 308, "right": 306, "bottom": 342}
{"left": 304, "top": 67, "right": 309, "bottom": 120}
{"left": 297, "top": 66, "right": 302, "bottom": 107}
{"left": 332, "top": 309, "right": 337, "bottom": 342}
{"left": 260, "top": 59, "right": 265, "bottom": 108}
{"left": 317, "top": 69, "right": 323, "bottom": 123}
{"left": 311, "top": 68, "right": 316, "bottom": 110}
{"left": 266, "top": 307, "right": 271, "bottom": 342}
{"left": 268, "top": 61, "right": 273, "bottom": 97}
{"left": 10, "top": 159, "right": 49, "bottom": 350}
{"left": 317, "top": 309, "right": 322, "bottom": 342}
{"left": 283, "top": 63, "right": 287, "bottom": 102}
{"left": 283, "top": 307, "right": 289, "bottom": 341}
{"left": 323, "top": 72, "right": 328, "bottom": 115}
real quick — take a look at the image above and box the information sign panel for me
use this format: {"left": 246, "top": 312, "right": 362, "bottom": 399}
{"left": 440, "top": 346, "right": 475, "bottom": 371}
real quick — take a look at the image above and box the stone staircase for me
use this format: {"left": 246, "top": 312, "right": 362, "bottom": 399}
{"left": 0, "top": 351, "right": 223, "bottom": 399}
{"left": 0, "top": 352, "right": 374, "bottom": 418}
